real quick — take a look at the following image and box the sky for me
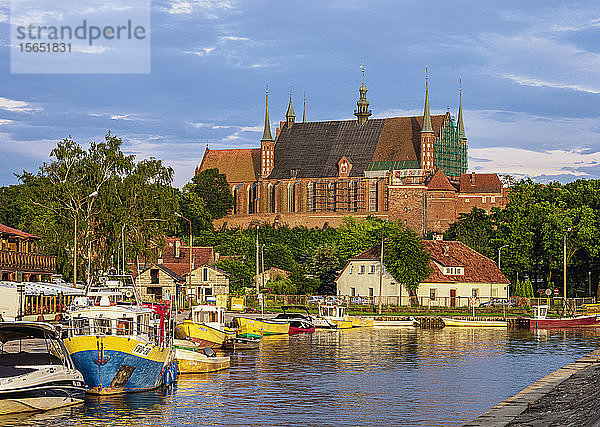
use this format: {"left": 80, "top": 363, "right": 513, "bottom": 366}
{"left": 1, "top": 0, "right": 600, "bottom": 187}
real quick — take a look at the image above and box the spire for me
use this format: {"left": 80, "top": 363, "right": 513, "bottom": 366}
{"left": 421, "top": 66, "right": 434, "bottom": 134}
{"left": 457, "top": 78, "right": 466, "bottom": 140}
{"left": 261, "top": 83, "right": 273, "bottom": 141}
{"left": 286, "top": 87, "right": 295, "bottom": 125}
{"left": 354, "top": 62, "right": 372, "bottom": 125}
{"left": 302, "top": 91, "right": 306, "bottom": 123}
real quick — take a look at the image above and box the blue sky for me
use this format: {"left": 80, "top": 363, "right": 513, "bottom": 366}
{"left": 1, "top": 0, "right": 600, "bottom": 187}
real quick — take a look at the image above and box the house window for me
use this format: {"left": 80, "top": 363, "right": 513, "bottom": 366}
{"left": 351, "top": 287, "right": 356, "bottom": 296}
{"left": 465, "top": 198, "right": 469, "bottom": 203}
{"left": 359, "top": 265, "right": 365, "bottom": 274}
{"left": 482, "top": 196, "right": 487, "bottom": 203}
{"left": 368, "top": 288, "right": 374, "bottom": 297}
{"left": 370, "top": 265, "right": 376, "bottom": 274}
{"left": 472, "top": 288, "right": 479, "bottom": 298}
{"left": 430, "top": 288, "right": 437, "bottom": 300}
{"left": 204, "top": 287, "right": 213, "bottom": 296}
{"left": 202, "top": 268, "right": 209, "bottom": 282}
{"left": 349, "top": 266, "right": 353, "bottom": 274}
{"left": 150, "top": 269, "right": 159, "bottom": 284}
{"left": 147, "top": 286, "right": 162, "bottom": 300}
{"left": 491, "top": 196, "right": 496, "bottom": 203}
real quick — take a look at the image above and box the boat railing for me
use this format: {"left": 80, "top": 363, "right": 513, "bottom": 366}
{"left": 66, "top": 316, "right": 172, "bottom": 347}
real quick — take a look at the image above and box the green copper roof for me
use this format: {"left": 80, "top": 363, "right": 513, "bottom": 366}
{"left": 286, "top": 97, "right": 295, "bottom": 119}
{"left": 421, "top": 80, "right": 434, "bottom": 134}
{"left": 457, "top": 91, "right": 466, "bottom": 140}
{"left": 262, "top": 91, "right": 273, "bottom": 141}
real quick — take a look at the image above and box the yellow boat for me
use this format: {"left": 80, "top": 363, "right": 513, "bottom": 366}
{"left": 441, "top": 317, "right": 507, "bottom": 327}
{"left": 346, "top": 316, "right": 374, "bottom": 328}
{"left": 174, "top": 320, "right": 234, "bottom": 348}
{"left": 234, "top": 317, "right": 289, "bottom": 335}
{"left": 331, "top": 319, "right": 353, "bottom": 329}
{"left": 173, "top": 339, "right": 230, "bottom": 374}
{"left": 232, "top": 317, "right": 264, "bottom": 339}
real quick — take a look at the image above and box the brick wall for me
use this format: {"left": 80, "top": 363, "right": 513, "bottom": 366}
{"left": 426, "top": 190, "right": 458, "bottom": 233}
{"left": 387, "top": 185, "right": 427, "bottom": 234}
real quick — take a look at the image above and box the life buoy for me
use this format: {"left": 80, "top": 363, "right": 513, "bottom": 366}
{"left": 125, "top": 290, "right": 133, "bottom": 298}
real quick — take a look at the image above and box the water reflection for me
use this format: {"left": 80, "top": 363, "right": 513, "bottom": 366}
{"left": 2, "top": 328, "right": 598, "bottom": 426}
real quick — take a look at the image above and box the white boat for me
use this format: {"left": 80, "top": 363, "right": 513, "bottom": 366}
{"left": 372, "top": 317, "right": 419, "bottom": 328}
{"left": 0, "top": 322, "right": 85, "bottom": 415}
{"left": 63, "top": 274, "right": 176, "bottom": 394}
{"left": 441, "top": 317, "right": 507, "bottom": 327}
{"left": 313, "top": 304, "right": 353, "bottom": 329}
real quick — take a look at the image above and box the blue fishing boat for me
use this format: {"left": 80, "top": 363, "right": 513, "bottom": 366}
{"left": 63, "top": 274, "right": 176, "bottom": 394}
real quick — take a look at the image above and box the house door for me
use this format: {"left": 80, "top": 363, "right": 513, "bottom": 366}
{"left": 450, "top": 289, "right": 456, "bottom": 307}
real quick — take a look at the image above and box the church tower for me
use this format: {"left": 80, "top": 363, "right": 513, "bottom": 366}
{"left": 354, "top": 65, "right": 372, "bottom": 125}
{"left": 420, "top": 68, "right": 435, "bottom": 172}
{"left": 285, "top": 89, "right": 295, "bottom": 128}
{"left": 261, "top": 85, "right": 275, "bottom": 178}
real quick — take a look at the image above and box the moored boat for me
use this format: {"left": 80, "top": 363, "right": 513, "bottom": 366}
{"left": 234, "top": 316, "right": 290, "bottom": 336}
{"left": 63, "top": 274, "right": 175, "bottom": 395}
{"left": 347, "top": 316, "right": 374, "bottom": 328}
{"left": 223, "top": 336, "right": 261, "bottom": 350}
{"left": 528, "top": 305, "right": 600, "bottom": 329}
{"left": 315, "top": 304, "right": 352, "bottom": 329}
{"left": 0, "top": 322, "right": 85, "bottom": 415}
{"left": 232, "top": 317, "right": 264, "bottom": 339}
{"left": 173, "top": 339, "right": 230, "bottom": 374}
{"left": 174, "top": 304, "right": 235, "bottom": 348}
{"left": 441, "top": 317, "right": 507, "bottom": 327}
{"left": 272, "top": 306, "right": 315, "bottom": 334}
{"left": 373, "top": 317, "right": 419, "bottom": 327}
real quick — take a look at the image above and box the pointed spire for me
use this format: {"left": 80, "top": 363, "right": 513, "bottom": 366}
{"left": 457, "top": 78, "right": 466, "bottom": 140}
{"left": 421, "top": 66, "right": 434, "bottom": 134}
{"left": 261, "top": 83, "right": 273, "bottom": 141}
{"left": 302, "top": 91, "right": 306, "bottom": 123}
{"left": 355, "top": 62, "right": 371, "bottom": 125}
{"left": 286, "top": 86, "right": 295, "bottom": 124}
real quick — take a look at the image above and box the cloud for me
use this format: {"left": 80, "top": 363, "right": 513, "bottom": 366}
{"left": 501, "top": 73, "right": 600, "bottom": 94}
{"left": 185, "top": 47, "right": 215, "bottom": 56}
{"left": 0, "top": 96, "right": 39, "bottom": 112}
{"left": 0, "top": 119, "right": 13, "bottom": 125}
{"left": 239, "top": 125, "right": 262, "bottom": 132}
{"left": 221, "top": 133, "right": 241, "bottom": 141}
{"left": 165, "top": 0, "right": 234, "bottom": 15}
{"left": 219, "top": 35, "right": 249, "bottom": 42}
{"left": 470, "top": 146, "right": 600, "bottom": 179}
{"left": 74, "top": 46, "right": 113, "bottom": 54}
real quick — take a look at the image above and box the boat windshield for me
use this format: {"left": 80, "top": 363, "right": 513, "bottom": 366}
{"left": 84, "top": 274, "right": 140, "bottom": 306}
{"left": 0, "top": 336, "right": 68, "bottom": 367}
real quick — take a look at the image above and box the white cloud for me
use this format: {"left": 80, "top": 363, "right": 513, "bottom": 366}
{"left": 0, "top": 119, "right": 13, "bottom": 125}
{"left": 219, "top": 35, "right": 249, "bottom": 42}
{"left": 501, "top": 73, "right": 600, "bottom": 95}
{"left": 165, "top": 0, "right": 234, "bottom": 15}
{"left": 74, "top": 46, "right": 112, "bottom": 54}
{"left": 470, "top": 147, "right": 600, "bottom": 178}
{"left": 189, "top": 121, "right": 211, "bottom": 128}
{"left": 185, "top": 47, "right": 215, "bottom": 56}
{"left": 0, "top": 96, "right": 39, "bottom": 112}
{"left": 221, "top": 133, "right": 240, "bottom": 141}
{"left": 239, "top": 125, "right": 262, "bottom": 132}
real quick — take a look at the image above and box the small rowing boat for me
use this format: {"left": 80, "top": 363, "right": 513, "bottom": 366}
{"left": 173, "top": 340, "right": 230, "bottom": 374}
{"left": 441, "top": 317, "right": 507, "bottom": 327}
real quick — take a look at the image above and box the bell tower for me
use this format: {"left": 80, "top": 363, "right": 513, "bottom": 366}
{"left": 354, "top": 63, "right": 372, "bottom": 125}
{"left": 261, "top": 84, "right": 275, "bottom": 178}
{"left": 420, "top": 67, "right": 435, "bottom": 172}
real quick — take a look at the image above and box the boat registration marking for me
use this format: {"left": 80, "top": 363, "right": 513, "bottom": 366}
{"left": 132, "top": 343, "right": 153, "bottom": 357}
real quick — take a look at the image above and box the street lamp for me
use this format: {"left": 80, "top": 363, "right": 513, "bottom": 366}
{"left": 73, "top": 190, "right": 98, "bottom": 288}
{"left": 563, "top": 227, "right": 572, "bottom": 315}
{"left": 176, "top": 212, "right": 193, "bottom": 306}
{"left": 498, "top": 245, "right": 508, "bottom": 299}
{"left": 378, "top": 220, "right": 387, "bottom": 315}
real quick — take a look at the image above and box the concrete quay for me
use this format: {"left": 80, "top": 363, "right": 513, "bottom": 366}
{"left": 465, "top": 348, "right": 600, "bottom": 426}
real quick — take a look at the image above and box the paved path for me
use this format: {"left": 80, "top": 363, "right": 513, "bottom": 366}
{"left": 465, "top": 349, "right": 600, "bottom": 427}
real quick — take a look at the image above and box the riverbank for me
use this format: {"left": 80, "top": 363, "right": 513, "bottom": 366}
{"left": 465, "top": 348, "right": 600, "bottom": 426}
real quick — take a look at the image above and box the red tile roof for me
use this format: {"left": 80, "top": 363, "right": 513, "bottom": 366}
{"left": 351, "top": 240, "right": 509, "bottom": 285}
{"left": 159, "top": 237, "right": 214, "bottom": 276}
{"left": 427, "top": 169, "right": 456, "bottom": 192}
{"left": 459, "top": 173, "right": 503, "bottom": 194}
{"left": 0, "top": 222, "right": 39, "bottom": 239}
{"left": 198, "top": 148, "right": 260, "bottom": 184}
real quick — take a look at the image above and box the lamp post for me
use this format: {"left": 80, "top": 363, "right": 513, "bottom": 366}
{"left": 563, "top": 227, "right": 572, "bottom": 315}
{"left": 72, "top": 191, "right": 98, "bottom": 288}
{"left": 378, "top": 221, "right": 387, "bottom": 315}
{"left": 176, "top": 212, "right": 192, "bottom": 306}
{"left": 498, "top": 245, "right": 508, "bottom": 298}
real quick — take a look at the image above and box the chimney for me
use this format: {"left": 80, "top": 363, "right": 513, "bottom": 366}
{"left": 470, "top": 172, "right": 476, "bottom": 185}
{"left": 442, "top": 245, "right": 449, "bottom": 256}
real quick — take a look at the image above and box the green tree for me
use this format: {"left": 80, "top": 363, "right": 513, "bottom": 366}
{"left": 267, "top": 274, "right": 297, "bottom": 295}
{"left": 0, "top": 185, "right": 24, "bottom": 228}
{"left": 214, "top": 258, "right": 253, "bottom": 293}
{"left": 310, "top": 245, "right": 340, "bottom": 295}
{"left": 444, "top": 207, "right": 497, "bottom": 259}
{"left": 187, "top": 168, "right": 233, "bottom": 220}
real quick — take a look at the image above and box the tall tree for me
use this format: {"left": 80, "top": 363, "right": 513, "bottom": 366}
{"left": 187, "top": 168, "right": 234, "bottom": 220}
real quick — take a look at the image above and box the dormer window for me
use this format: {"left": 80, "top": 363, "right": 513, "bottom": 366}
{"left": 443, "top": 267, "right": 464, "bottom": 276}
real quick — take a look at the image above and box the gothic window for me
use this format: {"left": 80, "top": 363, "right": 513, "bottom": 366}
{"left": 307, "top": 182, "right": 315, "bottom": 212}
{"left": 288, "top": 183, "right": 296, "bottom": 213}
{"left": 369, "top": 180, "right": 378, "bottom": 212}
{"left": 269, "top": 183, "right": 276, "bottom": 213}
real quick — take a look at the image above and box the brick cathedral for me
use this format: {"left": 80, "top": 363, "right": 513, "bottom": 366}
{"left": 196, "top": 73, "right": 506, "bottom": 234}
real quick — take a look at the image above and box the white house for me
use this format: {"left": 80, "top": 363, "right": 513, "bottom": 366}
{"left": 336, "top": 239, "right": 510, "bottom": 306}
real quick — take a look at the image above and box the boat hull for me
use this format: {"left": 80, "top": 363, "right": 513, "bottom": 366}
{"left": 233, "top": 318, "right": 264, "bottom": 339}
{"left": 331, "top": 319, "right": 353, "bottom": 329}
{"left": 174, "top": 348, "right": 230, "bottom": 374}
{"left": 235, "top": 317, "right": 289, "bottom": 335}
{"left": 0, "top": 395, "right": 83, "bottom": 415}
{"left": 441, "top": 318, "right": 507, "bottom": 327}
{"left": 529, "top": 315, "right": 600, "bottom": 329}
{"left": 64, "top": 335, "right": 170, "bottom": 394}
{"left": 289, "top": 326, "right": 316, "bottom": 334}
{"left": 347, "top": 316, "right": 374, "bottom": 328}
{"left": 175, "top": 321, "right": 232, "bottom": 348}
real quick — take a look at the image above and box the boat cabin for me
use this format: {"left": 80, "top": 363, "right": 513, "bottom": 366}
{"left": 318, "top": 304, "right": 346, "bottom": 320}
{"left": 532, "top": 305, "right": 548, "bottom": 320}
{"left": 191, "top": 305, "right": 226, "bottom": 329}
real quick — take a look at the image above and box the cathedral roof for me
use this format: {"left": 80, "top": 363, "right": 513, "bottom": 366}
{"left": 267, "top": 114, "right": 446, "bottom": 179}
{"left": 199, "top": 148, "right": 261, "bottom": 184}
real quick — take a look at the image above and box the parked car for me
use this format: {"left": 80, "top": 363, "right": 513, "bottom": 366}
{"left": 480, "top": 297, "right": 516, "bottom": 307}
{"left": 325, "top": 296, "right": 343, "bottom": 305}
{"left": 350, "top": 296, "right": 368, "bottom": 305}
{"left": 307, "top": 296, "right": 325, "bottom": 305}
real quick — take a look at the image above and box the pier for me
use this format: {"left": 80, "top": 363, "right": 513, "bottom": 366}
{"left": 465, "top": 348, "right": 600, "bottom": 426}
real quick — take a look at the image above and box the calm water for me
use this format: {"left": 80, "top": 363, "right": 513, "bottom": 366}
{"left": 5, "top": 327, "right": 600, "bottom": 426}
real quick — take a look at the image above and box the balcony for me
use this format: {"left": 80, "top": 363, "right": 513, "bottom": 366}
{"left": 0, "top": 250, "right": 56, "bottom": 273}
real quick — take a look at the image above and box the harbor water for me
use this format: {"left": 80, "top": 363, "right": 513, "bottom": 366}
{"left": 4, "top": 327, "right": 600, "bottom": 426}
